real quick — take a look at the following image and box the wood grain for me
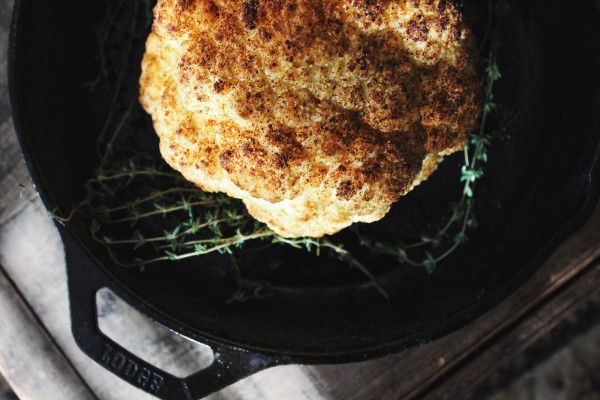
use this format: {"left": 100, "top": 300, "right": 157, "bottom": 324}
{"left": 1, "top": 0, "right": 600, "bottom": 398}
{"left": 428, "top": 259, "right": 600, "bottom": 400}
{"left": 305, "top": 202, "right": 600, "bottom": 400}
{"left": 0, "top": 264, "right": 96, "bottom": 400}
{"left": 0, "top": 118, "right": 36, "bottom": 223}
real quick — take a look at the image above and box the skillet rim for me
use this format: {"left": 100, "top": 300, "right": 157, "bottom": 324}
{"left": 7, "top": 0, "right": 600, "bottom": 364}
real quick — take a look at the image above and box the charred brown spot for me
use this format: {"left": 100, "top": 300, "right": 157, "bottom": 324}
{"left": 353, "top": 0, "right": 388, "bottom": 20}
{"left": 213, "top": 79, "right": 225, "bottom": 93}
{"left": 406, "top": 18, "right": 429, "bottom": 42}
{"left": 273, "top": 153, "right": 289, "bottom": 169}
{"left": 206, "top": 0, "right": 219, "bottom": 17}
{"left": 218, "top": 150, "right": 234, "bottom": 171}
{"left": 259, "top": 27, "right": 272, "bottom": 41}
{"left": 242, "top": 0, "right": 259, "bottom": 30}
{"left": 264, "top": 128, "right": 306, "bottom": 162}
{"left": 142, "top": 0, "right": 483, "bottom": 236}
{"left": 336, "top": 180, "right": 358, "bottom": 200}
{"left": 177, "top": 0, "right": 193, "bottom": 10}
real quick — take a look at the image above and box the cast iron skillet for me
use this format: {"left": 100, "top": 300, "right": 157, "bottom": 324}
{"left": 9, "top": 0, "right": 600, "bottom": 398}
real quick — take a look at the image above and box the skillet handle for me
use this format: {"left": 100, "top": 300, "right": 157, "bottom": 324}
{"left": 59, "top": 226, "right": 281, "bottom": 400}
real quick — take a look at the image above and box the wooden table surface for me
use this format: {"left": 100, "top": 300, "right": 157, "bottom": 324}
{"left": 2, "top": 1, "right": 600, "bottom": 399}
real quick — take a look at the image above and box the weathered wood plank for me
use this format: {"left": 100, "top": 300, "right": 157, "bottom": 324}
{"left": 0, "top": 205, "right": 161, "bottom": 400}
{"left": 425, "top": 259, "right": 600, "bottom": 400}
{"left": 0, "top": 118, "right": 36, "bottom": 226}
{"left": 0, "top": 0, "right": 35, "bottom": 227}
{"left": 1, "top": 0, "right": 600, "bottom": 397}
{"left": 305, "top": 201, "right": 600, "bottom": 400}
{"left": 0, "top": 263, "right": 96, "bottom": 400}
{"left": 0, "top": 0, "right": 12, "bottom": 124}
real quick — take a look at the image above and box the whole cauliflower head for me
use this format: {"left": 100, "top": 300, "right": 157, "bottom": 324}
{"left": 139, "top": 0, "right": 482, "bottom": 238}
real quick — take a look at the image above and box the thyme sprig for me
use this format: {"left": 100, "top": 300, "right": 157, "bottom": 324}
{"left": 57, "top": 0, "right": 278, "bottom": 266}
{"left": 31, "top": 0, "right": 503, "bottom": 298}
{"left": 357, "top": 9, "right": 503, "bottom": 273}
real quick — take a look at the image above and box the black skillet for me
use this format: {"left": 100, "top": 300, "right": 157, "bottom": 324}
{"left": 8, "top": 0, "right": 600, "bottom": 399}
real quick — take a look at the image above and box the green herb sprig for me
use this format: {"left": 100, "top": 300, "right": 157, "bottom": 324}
{"left": 31, "top": 0, "right": 504, "bottom": 297}
{"left": 356, "top": 4, "right": 504, "bottom": 273}
{"left": 64, "top": 0, "right": 292, "bottom": 267}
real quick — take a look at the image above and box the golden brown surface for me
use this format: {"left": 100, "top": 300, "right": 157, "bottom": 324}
{"left": 139, "top": 0, "right": 482, "bottom": 238}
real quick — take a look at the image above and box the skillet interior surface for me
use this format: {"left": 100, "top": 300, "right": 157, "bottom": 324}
{"left": 10, "top": 0, "right": 600, "bottom": 360}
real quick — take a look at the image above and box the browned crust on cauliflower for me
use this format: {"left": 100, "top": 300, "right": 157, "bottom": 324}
{"left": 140, "top": 0, "right": 482, "bottom": 237}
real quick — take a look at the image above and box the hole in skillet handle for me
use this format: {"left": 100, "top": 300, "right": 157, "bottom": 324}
{"left": 96, "top": 287, "right": 215, "bottom": 378}
{"left": 59, "top": 225, "right": 285, "bottom": 399}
